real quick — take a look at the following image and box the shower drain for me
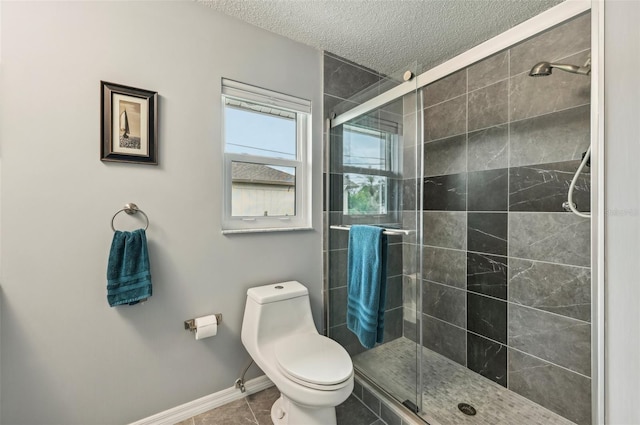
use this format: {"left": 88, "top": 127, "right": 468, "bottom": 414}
{"left": 458, "top": 403, "right": 477, "bottom": 416}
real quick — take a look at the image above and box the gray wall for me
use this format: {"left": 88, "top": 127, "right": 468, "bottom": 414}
{"left": 0, "top": 2, "right": 323, "bottom": 424}
{"left": 604, "top": 1, "right": 640, "bottom": 424}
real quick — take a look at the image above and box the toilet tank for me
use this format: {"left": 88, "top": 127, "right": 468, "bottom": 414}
{"left": 247, "top": 280, "right": 309, "bottom": 304}
{"left": 242, "top": 281, "right": 318, "bottom": 348}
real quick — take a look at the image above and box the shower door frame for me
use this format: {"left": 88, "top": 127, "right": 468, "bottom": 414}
{"left": 328, "top": 0, "right": 605, "bottom": 423}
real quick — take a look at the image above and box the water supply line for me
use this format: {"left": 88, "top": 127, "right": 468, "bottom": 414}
{"left": 234, "top": 358, "right": 254, "bottom": 393}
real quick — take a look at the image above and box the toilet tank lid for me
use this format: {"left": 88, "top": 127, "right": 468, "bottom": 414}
{"left": 247, "top": 281, "right": 308, "bottom": 304}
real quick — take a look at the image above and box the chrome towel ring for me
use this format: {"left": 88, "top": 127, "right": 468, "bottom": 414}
{"left": 111, "top": 203, "right": 149, "bottom": 232}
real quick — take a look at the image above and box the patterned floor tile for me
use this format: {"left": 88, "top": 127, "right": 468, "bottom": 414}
{"left": 354, "top": 337, "right": 577, "bottom": 425}
{"left": 191, "top": 398, "right": 257, "bottom": 425}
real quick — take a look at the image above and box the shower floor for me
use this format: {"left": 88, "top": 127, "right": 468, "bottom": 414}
{"left": 353, "top": 337, "right": 576, "bottom": 425}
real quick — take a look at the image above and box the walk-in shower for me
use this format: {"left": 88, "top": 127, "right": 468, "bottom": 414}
{"left": 325, "top": 10, "right": 594, "bottom": 425}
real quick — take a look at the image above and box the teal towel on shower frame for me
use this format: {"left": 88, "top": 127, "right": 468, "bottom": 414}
{"left": 107, "top": 229, "right": 152, "bottom": 307}
{"left": 346, "top": 225, "right": 388, "bottom": 349}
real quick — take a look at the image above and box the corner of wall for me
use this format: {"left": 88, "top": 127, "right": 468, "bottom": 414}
{"left": 0, "top": 0, "right": 4, "bottom": 417}
{"left": 0, "top": 0, "right": 3, "bottom": 64}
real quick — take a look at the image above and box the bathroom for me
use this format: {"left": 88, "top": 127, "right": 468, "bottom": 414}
{"left": 0, "top": 1, "right": 638, "bottom": 425}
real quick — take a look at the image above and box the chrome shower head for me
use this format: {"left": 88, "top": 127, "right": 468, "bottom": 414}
{"left": 529, "top": 59, "right": 591, "bottom": 77}
{"left": 529, "top": 62, "right": 553, "bottom": 77}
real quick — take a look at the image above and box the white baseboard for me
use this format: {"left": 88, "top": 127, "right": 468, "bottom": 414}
{"left": 129, "top": 375, "right": 274, "bottom": 425}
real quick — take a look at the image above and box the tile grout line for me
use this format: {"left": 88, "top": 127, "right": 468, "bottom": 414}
{"left": 423, "top": 102, "right": 589, "bottom": 147}
{"left": 353, "top": 389, "right": 386, "bottom": 425}
{"left": 464, "top": 64, "right": 470, "bottom": 370}
{"left": 506, "top": 342, "right": 593, "bottom": 381}
{"left": 507, "top": 45, "right": 512, "bottom": 392}
{"left": 421, "top": 276, "right": 592, "bottom": 325}
{"left": 419, "top": 306, "right": 592, "bottom": 380}
{"left": 243, "top": 397, "right": 261, "bottom": 425}
{"left": 419, "top": 246, "right": 589, "bottom": 270}
{"left": 509, "top": 101, "right": 591, "bottom": 126}
{"left": 481, "top": 154, "right": 541, "bottom": 187}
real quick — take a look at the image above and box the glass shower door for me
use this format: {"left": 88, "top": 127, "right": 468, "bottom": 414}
{"left": 326, "top": 11, "right": 593, "bottom": 425}
{"left": 417, "top": 13, "right": 593, "bottom": 425}
{"left": 326, "top": 66, "right": 423, "bottom": 413}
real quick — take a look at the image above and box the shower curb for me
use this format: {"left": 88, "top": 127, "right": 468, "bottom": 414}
{"left": 354, "top": 373, "right": 440, "bottom": 425}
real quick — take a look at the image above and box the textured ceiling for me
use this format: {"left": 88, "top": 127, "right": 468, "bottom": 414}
{"left": 200, "top": 0, "right": 564, "bottom": 76}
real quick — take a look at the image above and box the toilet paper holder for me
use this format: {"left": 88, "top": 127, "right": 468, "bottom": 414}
{"left": 184, "top": 314, "right": 223, "bottom": 332}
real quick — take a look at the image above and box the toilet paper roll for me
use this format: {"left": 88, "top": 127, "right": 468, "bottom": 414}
{"left": 195, "top": 314, "right": 218, "bottom": 340}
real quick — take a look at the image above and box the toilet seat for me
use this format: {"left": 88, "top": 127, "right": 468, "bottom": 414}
{"left": 274, "top": 333, "right": 353, "bottom": 391}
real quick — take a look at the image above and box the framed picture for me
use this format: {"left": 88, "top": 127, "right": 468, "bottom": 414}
{"left": 101, "top": 81, "right": 158, "bottom": 164}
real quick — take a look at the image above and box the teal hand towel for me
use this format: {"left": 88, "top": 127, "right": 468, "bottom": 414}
{"left": 346, "top": 225, "right": 388, "bottom": 349}
{"left": 107, "top": 229, "right": 152, "bottom": 307}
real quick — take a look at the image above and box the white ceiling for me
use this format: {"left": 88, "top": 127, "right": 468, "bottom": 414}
{"left": 200, "top": 0, "right": 564, "bottom": 76}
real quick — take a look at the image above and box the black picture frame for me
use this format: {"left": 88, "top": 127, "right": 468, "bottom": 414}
{"left": 101, "top": 81, "right": 158, "bottom": 164}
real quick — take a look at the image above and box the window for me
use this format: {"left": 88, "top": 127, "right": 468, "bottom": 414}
{"left": 221, "top": 79, "right": 311, "bottom": 233}
{"left": 342, "top": 117, "right": 400, "bottom": 218}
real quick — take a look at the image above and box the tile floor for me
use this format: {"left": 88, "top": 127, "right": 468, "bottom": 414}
{"left": 175, "top": 385, "right": 384, "bottom": 425}
{"left": 354, "top": 337, "right": 576, "bottom": 425}
{"left": 175, "top": 337, "right": 579, "bottom": 425}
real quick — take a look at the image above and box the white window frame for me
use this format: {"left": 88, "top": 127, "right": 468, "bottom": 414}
{"left": 341, "top": 119, "right": 401, "bottom": 222}
{"left": 221, "top": 79, "right": 312, "bottom": 234}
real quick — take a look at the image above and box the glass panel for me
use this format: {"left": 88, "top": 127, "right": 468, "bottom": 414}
{"left": 341, "top": 112, "right": 400, "bottom": 219}
{"left": 326, "top": 60, "right": 421, "bottom": 415}
{"left": 416, "top": 16, "right": 593, "bottom": 425}
{"left": 327, "top": 14, "right": 594, "bottom": 425}
{"left": 343, "top": 124, "right": 396, "bottom": 171}
{"left": 343, "top": 173, "right": 388, "bottom": 215}
{"left": 231, "top": 161, "right": 295, "bottom": 217}
{"left": 224, "top": 98, "right": 296, "bottom": 160}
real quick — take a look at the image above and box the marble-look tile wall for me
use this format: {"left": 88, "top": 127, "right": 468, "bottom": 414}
{"left": 402, "top": 12, "right": 592, "bottom": 425}
{"left": 323, "top": 52, "right": 406, "bottom": 357}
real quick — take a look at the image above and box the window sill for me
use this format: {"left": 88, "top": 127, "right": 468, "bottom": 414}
{"left": 221, "top": 227, "right": 314, "bottom": 235}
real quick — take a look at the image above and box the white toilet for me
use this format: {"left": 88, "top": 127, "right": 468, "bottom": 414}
{"left": 241, "top": 281, "right": 354, "bottom": 425}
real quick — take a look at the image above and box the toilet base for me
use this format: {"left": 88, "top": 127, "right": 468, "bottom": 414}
{"left": 271, "top": 394, "right": 337, "bottom": 425}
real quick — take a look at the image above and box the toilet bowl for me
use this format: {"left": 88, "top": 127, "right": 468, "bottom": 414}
{"left": 241, "top": 281, "right": 354, "bottom": 425}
